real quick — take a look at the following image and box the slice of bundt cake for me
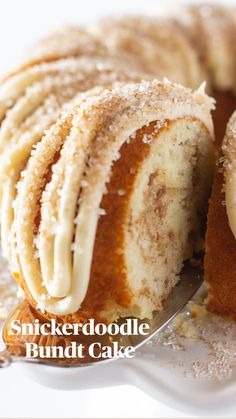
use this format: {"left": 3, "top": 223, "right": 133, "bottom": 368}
{"left": 5, "top": 80, "right": 215, "bottom": 323}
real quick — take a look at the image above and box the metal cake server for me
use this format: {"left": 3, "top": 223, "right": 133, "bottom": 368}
{"left": 0, "top": 261, "right": 203, "bottom": 369}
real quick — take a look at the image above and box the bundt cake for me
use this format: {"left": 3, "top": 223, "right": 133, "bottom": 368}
{"left": 1, "top": 3, "right": 236, "bottom": 330}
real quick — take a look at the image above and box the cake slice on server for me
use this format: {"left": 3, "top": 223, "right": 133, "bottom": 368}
{"left": 3, "top": 79, "right": 214, "bottom": 323}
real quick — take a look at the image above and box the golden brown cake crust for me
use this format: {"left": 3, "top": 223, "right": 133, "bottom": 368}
{"left": 205, "top": 169, "right": 236, "bottom": 320}
{"left": 212, "top": 92, "right": 236, "bottom": 148}
{"left": 205, "top": 97, "right": 236, "bottom": 320}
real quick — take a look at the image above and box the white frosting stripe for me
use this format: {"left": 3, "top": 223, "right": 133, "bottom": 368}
{"left": 0, "top": 82, "right": 78, "bottom": 259}
{"left": 39, "top": 116, "right": 96, "bottom": 299}
{"left": 15, "top": 113, "right": 74, "bottom": 308}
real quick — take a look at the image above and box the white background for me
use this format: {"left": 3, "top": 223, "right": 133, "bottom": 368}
{"left": 0, "top": 0, "right": 235, "bottom": 418}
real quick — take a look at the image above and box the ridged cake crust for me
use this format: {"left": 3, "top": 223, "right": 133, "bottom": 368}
{"left": 171, "top": 3, "right": 236, "bottom": 92}
{"left": 15, "top": 17, "right": 205, "bottom": 89}
{"left": 12, "top": 4, "right": 236, "bottom": 93}
{"left": 0, "top": 57, "right": 149, "bottom": 262}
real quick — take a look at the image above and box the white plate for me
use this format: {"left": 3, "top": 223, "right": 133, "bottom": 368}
{"left": 10, "top": 290, "right": 236, "bottom": 418}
